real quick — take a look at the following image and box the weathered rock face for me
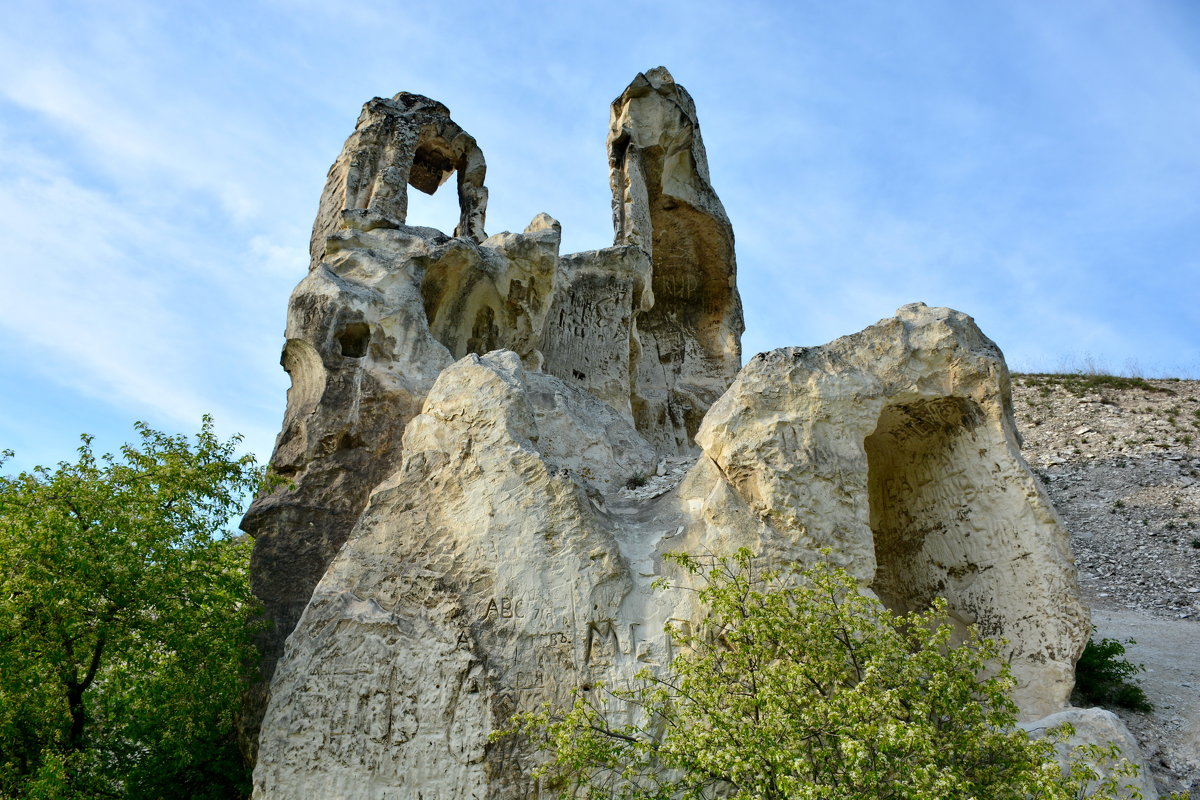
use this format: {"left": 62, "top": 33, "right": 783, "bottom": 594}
{"left": 538, "top": 245, "right": 651, "bottom": 420}
{"left": 689, "top": 303, "right": 1088, "bottom": 717}
{"left": 1022, "top": 708, "right": 1159, "bottom": 799}
{"left": 310, "top": 92, "right": 488, "bottom": 269}
{"left": 607, "top": 67, "right": 744, "bottom": 452}
{"left": 241, "top": 204, "right": 561, "bottom": 756}
{"left": 252, "top": 301, "right": 1093, "bottom": 798}
{"left": 247, "top": 68, "right": 1137, "bottom": 798}
{"left": 253, "top": 352, "right": 656, "bottom": 796}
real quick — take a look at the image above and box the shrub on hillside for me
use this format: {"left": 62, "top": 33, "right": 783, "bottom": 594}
{"left": 1073, "top": 636, "right": 1154, "bottom": 713}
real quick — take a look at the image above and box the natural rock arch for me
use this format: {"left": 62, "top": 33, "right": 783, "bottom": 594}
{"left": 309, "top": 92, "right": 488, "bottom": 269}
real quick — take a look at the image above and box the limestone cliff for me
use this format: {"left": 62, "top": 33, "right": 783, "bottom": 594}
{"left": 244, "top": 69, "right": 1126, "bottom": 798}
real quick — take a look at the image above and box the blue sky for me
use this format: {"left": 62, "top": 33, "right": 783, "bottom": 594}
{"left": 2, "top": 0, "right": 1198, "bottom": 470}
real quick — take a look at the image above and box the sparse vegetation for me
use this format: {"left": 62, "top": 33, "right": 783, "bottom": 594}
{"left": 624, "top": 471, "right": 648, "bottom": 489}
{"left": 1014, "top": 372, "right": 1176, "bottom": 397}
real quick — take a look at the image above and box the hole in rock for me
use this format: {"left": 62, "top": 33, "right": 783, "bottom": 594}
{"left": 404, "top": 173, "right": 462, "bottom": 234}
{"left": 404, "top": 137, "right": 461, "bottom": 234}
{"left": 864, "top": 396, "right": 985, "bottom": 632}
{"left": 409, "top": 140, "right": 455, "bottom": 194}
{"left": 336, "top": 322, "right": 371, "bottom": 358}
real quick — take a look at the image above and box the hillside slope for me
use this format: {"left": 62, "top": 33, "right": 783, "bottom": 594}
{"left": 1013, "top": 375, "right": 1200, "bottom": 795}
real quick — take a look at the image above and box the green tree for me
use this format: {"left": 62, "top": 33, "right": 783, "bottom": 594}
{"left": 0, "top": 418, "right": 263, "bottom": 799}
{"left": 509, "top": 551, "right": 1154, "bottom": 800}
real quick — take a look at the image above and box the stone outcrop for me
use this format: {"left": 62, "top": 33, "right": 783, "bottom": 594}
{"left": 245, "top": 68, "right": 1152, "bottom": 797}
{"left": 253, "top": 352, "right": 654, "bottom": 796}
{"left": 310, "top": 92, "right": 488, "bottom": 269}
{"left": 241, "top": 206, "right": 561, "bottom": 757}
{"left": 607, "top": 67, "right": 744, "bottom": 452}
{"left": 687, "top": 303, "right": 1088, "bottom": 717}
{"left": 538, "top": 245, "right": 651, "bottom": 420}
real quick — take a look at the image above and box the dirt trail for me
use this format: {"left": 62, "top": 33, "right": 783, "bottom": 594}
{"left": 1092, "top": 609, "right": 1200, "bottom": 794}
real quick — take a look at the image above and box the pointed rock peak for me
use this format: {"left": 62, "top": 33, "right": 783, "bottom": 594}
{"left": 642, "top": 65, "right": 675, "bottom": 88}
{"left": 616, "top": 66, "right": 679, "bottom": 102}
{"left": 523, "top": 212, "right": 561, "bottom": 235}
{"left": 606, "top": 67, "right": 744, "bottom": 452}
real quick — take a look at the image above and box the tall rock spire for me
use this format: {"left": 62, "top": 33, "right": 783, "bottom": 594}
{"left": 608, "top": 66, "right": 744, "bottom": 452}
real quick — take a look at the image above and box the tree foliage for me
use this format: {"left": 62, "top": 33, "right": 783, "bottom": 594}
{"left": 0, "top": 418, "right": 263, "bottom": 799}
{"left": 509, "top": 551, "right": 1152, "bottom": 800}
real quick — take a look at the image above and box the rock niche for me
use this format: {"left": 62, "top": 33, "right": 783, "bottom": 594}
{"left": 245, "top": 68, "right": 1116, "bottom": 798}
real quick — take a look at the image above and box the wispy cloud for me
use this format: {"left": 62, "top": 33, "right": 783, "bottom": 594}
{"left": 1, "top": 0, "right": 1198, "bottom": 477}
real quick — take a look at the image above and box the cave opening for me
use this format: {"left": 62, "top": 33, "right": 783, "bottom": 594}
{"left": 864, "top": 396, "right": 984, "bottom": 636}
{"left": 336, "top": 322, "right": 371, "bottom": 358}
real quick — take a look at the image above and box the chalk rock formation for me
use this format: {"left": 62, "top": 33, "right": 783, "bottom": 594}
{"left": 247, "top": 68, "right": 1134, "bottom": 798}
{"left": 607, "top": 67, "right": 744, "bottom": 452}
{"left": 242, "top": 190, "right": 561, "bottom": 754}
{"left": 254, "top": 352, "right": 655, "bottom": 796}
{"left": 310, "top": 92, "right": 488, "bottom": 267}
{"left": 686, "top": 303, "right": 1088, "bottom": 717}
{"left": 539, "top": 245, "right": 651, "bottom": 420}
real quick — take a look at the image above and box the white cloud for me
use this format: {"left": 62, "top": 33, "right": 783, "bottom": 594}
{"left": 0, "top": 123, "right": 288, "bottom": 453}
{"left": 1, "top": 0, "right": 1198, "bottom": 480}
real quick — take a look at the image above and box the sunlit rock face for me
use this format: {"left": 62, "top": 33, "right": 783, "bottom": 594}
{"left": 607, "top": 66, "right": 744, "bottom": 453}
{"left": 246, "top": 69, "right": 1102, "bottom": 799}
{"left": 691, "top": 302, "right": 1088, "bottom": 718}
{"left": 240, "top": 92, "right": 561, "bottom": 759}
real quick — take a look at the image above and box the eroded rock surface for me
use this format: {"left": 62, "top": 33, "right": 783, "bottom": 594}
{"left": 253, "top": 352, "right": 655, "bottom": 796}
{"left": 1022, "top": 708, "right": 1159, "bottom": 799}
{"left": 310, "top": 92, "right": 488, "bottom": 267}
{"left": 246, "top": 68, "right": 1137, "bottom": 797}
{"left": 607, "top": 67, "right": 744, "bottom": 452}
{"left": 242, "top": 199, "right": 561, "bottom": 757}
{"left": 539, "top": 245, "right": 651, "bottom": 421}
{"left": 686, "top": 302, "right": 1088, "bottom": 718}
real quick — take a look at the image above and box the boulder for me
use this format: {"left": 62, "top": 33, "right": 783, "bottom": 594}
{"left": 687, "top": 303, "right": 1090, "bottom": 718}
{"left": 252, "top": 352, "right": 655, "bottom": 797}
{"left": 1022, "top": 708, "right": 1159, "bottom": 799}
